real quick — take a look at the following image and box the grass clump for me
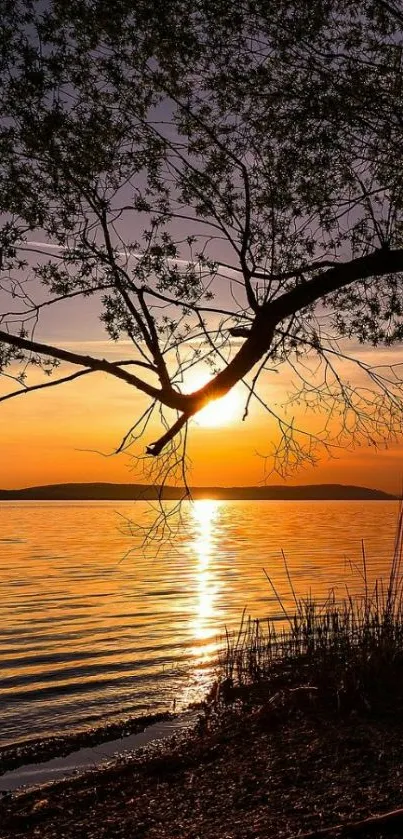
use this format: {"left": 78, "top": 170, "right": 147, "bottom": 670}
{"left": 216, "top": 506, "right": 403, "bottom": 717}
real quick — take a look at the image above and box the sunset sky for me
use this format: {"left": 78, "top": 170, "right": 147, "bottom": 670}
{"left": 1, "top": 325, "right": 402, "bottom": 494}
{"left": 2, "top": 270, "right": 402, "bottom": 494}
{"left": 1, "top": 3, "right": 402, "bottom": 496}
{"left": 0, "top": 239, "right": 402, "bottom": 495}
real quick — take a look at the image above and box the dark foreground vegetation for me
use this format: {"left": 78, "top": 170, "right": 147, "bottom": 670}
{"left": 3, "top": 518, "right": 403, "bottom": 838}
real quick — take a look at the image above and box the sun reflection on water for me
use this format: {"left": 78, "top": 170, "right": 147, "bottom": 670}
{"left": 176, "top": 499, "right": 221, "bottom": 709}
{"left": 191, "top": 499, "right": 220, "bottom": 650}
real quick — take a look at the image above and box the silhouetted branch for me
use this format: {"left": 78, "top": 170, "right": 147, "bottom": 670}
{"left": 286, "top": 804, "right": 403, "bottom": 838}
{"left": 270, "top": 249, "right": 403, "bottom": 323}
{"left": 0, "top": 328, "right": 168, "bottom": 404}
{"left": 375, "top": 0, "right": 403, "bottom": 26}
{"left": 2, "top": 0, "right": 403, "bottom": 486}
{"left": 146, "top": 413, "right": 189, "bottom": 457}
{"left": 0, "top": 368, "right": 93, "bottom": 402}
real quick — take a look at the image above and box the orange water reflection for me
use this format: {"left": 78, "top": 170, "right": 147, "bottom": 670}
{"left": 1, "top": 499, "right": 400, "bottom": 744}
{"left": 190, "top": 500, "right": 220, "bottom": 656}
{"left": 176, "top": 500, "right": 221, "bottom": 709}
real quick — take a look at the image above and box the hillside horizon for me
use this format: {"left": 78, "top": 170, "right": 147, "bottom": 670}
{"left": 0, "top": 482, "right": 397, "bottom": 501}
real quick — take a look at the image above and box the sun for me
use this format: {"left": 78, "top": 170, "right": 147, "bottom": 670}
{"left": 185, "top": 373, "right": 242, "bottom": 428}
{"left": 195, "top": 389, "right": 241, "bottom": 427}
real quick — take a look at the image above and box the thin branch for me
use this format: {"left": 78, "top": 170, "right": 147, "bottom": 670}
{"left": 0, "top": 284, "right": 112, "bottom": 321}
{"left": 375, "top": 0, "right": 403, "bottom": 26}
{"left": 286, "top": 804, "right": 403, "bottom": 838}
{"left": 0, "top": 328, "right": 171, "bottom": 405}
{"left": 0, "top": 368, "right": 93, "bottom": 403}
{"left": 218, "top": 259, "right": 340, "bottom": 282}
{"left": 146, "top": 412, "right": 189, "bottom": 457}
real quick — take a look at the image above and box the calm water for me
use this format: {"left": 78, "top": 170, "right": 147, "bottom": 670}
{"left": 0, "top": 499, "right": 399, "bottom": 748}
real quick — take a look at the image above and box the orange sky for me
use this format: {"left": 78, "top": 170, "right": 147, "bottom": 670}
{"left": 1, "top": 338, "right": 402, "bottom": 493}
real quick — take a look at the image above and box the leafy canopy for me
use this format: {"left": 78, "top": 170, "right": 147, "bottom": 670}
{"left": 1, "top": 0, "right": 403, "bottom": 476}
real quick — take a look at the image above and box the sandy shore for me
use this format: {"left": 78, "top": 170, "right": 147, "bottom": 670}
{"left": 2, "top": 699, "right": 403, "bottom": 839}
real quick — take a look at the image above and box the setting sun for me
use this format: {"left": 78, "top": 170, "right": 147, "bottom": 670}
{"left": 186, "top": 373, "right": 243, "bottom": 427}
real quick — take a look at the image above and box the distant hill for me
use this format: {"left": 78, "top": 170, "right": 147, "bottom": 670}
{"left": 0, "top": 482, "right": 397, "bottom": 501}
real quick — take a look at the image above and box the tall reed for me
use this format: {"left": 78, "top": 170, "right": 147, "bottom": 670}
{"left": 218, "top": 503, "right": 403, "bottom": 712}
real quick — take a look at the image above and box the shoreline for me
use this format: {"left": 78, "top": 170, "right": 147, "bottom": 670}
{"left": 2, "top": 697, "right": 403, "bottom": 838}
{"left": 0, "top": 709, "right": 179, "bottom": 776}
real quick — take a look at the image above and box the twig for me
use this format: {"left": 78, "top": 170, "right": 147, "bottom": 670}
{"left": 286, "top": 805, "right": 403, "bottom": 838}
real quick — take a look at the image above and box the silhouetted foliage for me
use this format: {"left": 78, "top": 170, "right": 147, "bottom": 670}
{"left": 1, "top": 0, "right": 403, "bottom": 480}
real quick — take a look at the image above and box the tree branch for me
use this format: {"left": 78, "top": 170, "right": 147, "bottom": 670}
{"left": 218, "top": 259, "right": 340, "bottom": 282}
{"left": 269, "top": 248, "right": 403, "bottom": 323}
{"left": 375, "top": 0, "right": 403, "bottom": 26}
{"left": 0, "top": 329, "right": 173, "bottom": 405}
{"left": 4, "top": 248, "right": 400, "bottom": 456}
{"left": 146, "top": 413, "right": 189, "bottom": 456}
{"left": 0, "top": 369, "right": 93, "bottom": 403}
{"left": 286, "top": 804, "right": 403, "bottom": 838}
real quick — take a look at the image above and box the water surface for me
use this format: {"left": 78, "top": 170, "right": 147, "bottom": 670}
{"left": 0, "top": 499, "right": 399, "bottom": 747}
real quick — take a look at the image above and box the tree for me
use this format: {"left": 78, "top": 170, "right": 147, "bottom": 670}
{"left": 1, "top": 0, "right": 403, "bottom": 486}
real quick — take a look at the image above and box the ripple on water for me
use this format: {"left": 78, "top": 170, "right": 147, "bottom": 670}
{"left": 0, "top": 499, "right": 400, "bottom": 746}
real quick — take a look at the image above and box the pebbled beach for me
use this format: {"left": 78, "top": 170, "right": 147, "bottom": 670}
{"left": 2, "top": 698, "right": 403, "bottom": 839}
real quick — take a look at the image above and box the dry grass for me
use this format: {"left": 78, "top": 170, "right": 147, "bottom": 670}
{"left": 217, "top": 504, "right": 403, "bottom": 714}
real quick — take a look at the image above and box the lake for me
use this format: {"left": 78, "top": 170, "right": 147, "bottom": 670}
{"left": 0, "top": 499, "right": 400, "bottom": 748}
